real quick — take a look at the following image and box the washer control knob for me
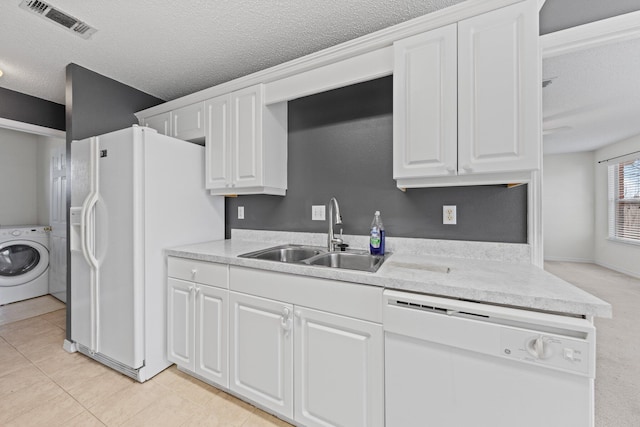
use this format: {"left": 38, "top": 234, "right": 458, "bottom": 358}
{"left": 11, "top": 230, "right": 21, "bottom": 236}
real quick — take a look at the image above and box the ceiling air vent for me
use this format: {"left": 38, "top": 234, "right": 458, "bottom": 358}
{"left": 19, "top": 0, "right": 97, "bottom": 39}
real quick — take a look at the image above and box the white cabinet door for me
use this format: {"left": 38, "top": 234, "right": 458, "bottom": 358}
{"left": 143, "top": 112, "right": 171, "bottom": 136}
{"left": 167, "top": 278, "right": 194, "bottom": 370}
{"left": 205, "top": 95, "right": 231, "bottom": 190}
{"left": 231, "top": 85, "right": 263, "bottom": 189}
{"left": 457, "top": 0, "right": 539, "bottom": 174}
{"left": 230, "top": 291, "right": 293, "bottom": 419}
{"left": 393, "top": 24, "right": 458, "bottom": 179}
{"left": 205, "top": 84, "right": 286, "bottom": 195}
{"left": 294, "top": 307, "right": 384, "bottom": 427}
{"left": 195, "top": 284, "right": 228, "bottom": 388}
{"left": 172, "top": 102, "right": 205, "bottom": 142}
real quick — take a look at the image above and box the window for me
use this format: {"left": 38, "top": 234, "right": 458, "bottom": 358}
{"left": 608, "top": 157, "right": 640, "bottom": 243}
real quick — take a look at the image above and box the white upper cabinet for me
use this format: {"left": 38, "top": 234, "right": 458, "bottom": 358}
{"left": 231, "top": 86, "right": 262, "bottom": 189}
{"left": 143, "top": 112, "right": 171, "bottom": 136}
{"left": 137, "top": 0, "right": 539, "bottom": 190}
{"left": 142, "top": 103, "right": 205, "bottom": 143}
{"left": 171, "top": 102, "right": 205, "bottom": 142}
{"left": 393, "top": 24, "right": 458, "bottom": 180}
{"left": 205, "top": 84, "right": 288, "bottom": 196}
{"left": 394, "top": 0, "right": 540, "bottom": 187}
{"left": 458, "top": 0, "right": 539, "bottom": 175}
{"left": 204, "top": 95, "right": 230, "bottom": 189}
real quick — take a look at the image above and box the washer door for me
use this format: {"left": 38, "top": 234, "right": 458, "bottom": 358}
{"left": 0, "top": 240, "right": 49, "bottom": 287}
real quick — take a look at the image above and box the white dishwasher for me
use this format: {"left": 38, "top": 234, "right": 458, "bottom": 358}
{"left": 383, "top": 290, "right": 596, "bottom": 427}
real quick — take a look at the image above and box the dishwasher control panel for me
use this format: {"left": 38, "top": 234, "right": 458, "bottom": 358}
{"left": 500, "top": 328, "right": 593, "bottom": 376}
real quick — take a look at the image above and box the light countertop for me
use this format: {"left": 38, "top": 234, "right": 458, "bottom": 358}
{"left": 166, "top": 231, "right": 612, "bottom": 318}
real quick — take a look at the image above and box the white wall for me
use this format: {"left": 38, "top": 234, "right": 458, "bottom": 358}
{"left": 594, "top": 134, "right": 640, "bottom": 278}
{"left": 543, "top": 152, "right": 595, "bottom": 262}
{"left": 0, "top": 128, "right": 39, "bottom": 226}
{"left": 0, "top": 128, "right": 65, "bottom": 227}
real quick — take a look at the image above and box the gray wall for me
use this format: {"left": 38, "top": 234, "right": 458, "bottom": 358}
{"left": 65, "top": 63, "right": 163, "bottom": 339}
{"left": 226, "top": 77, "right": 528, "bottom": 244}
{"left": 540, "top": 0, "right": 640, "bottom": 34}
{"left": 0, "top": 87, "right": 65, "bottom": 130}
{"left": 66, "top": 64, "right": 163, "bottom": 141}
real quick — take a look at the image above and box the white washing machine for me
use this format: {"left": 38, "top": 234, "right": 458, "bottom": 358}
{"left": 0, "top": 226, "right": 50, "bottom": 305}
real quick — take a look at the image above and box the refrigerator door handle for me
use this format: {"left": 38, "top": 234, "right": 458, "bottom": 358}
{"left": 80, "top": 136, "right": 100, "bottom": 270}
{"left": 81, "top": 192, "right": 100, "bottom": 270}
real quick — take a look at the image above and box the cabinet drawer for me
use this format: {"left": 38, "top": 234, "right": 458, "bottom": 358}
{"left": 168, "top": 257, "right": 228, "bottom": 288}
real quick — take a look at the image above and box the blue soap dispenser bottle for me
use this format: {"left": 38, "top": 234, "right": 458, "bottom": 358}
{"left": 369, "top": 211, "right": 385, "bottom": 255}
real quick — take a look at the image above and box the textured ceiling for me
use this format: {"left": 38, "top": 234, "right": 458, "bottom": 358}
{"left": 540, "top": 0, "right": 640, "bottom": 154}
{"left": 0, "top": 0, "right": 463, "bottom": 105}
{"left": 542, "top": 36, "right": 640, "bottom": 154}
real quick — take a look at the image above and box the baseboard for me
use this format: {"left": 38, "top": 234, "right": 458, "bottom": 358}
{"left": 594, "top": 261, "right": 640, "bottom": 279}
{"left": 544, "top": 256, "right": 595, "bottom": 264}
{"left": 63, "top": 339, "right": 77, "bottom": 353}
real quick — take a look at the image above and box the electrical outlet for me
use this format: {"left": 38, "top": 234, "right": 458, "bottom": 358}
{"left": 443, "top": 205, "right": 456, "bottom": 225}
{"left": 312, "top": 205, "right": 326, "bottom": 221}
{"left": 238, "top": 206, "right": 245, "bottom": 220}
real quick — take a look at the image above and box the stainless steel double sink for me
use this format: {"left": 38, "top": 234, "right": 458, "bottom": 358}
{"left": 238, "top": 244, "right": 387, "bottom": 273}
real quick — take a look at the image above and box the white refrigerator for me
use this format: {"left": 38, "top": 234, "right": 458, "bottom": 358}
{"left": 67, "top": 125, "right": 224, "bottom": 382}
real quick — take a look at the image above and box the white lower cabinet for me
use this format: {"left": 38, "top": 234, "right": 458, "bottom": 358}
{"left": 168, "top": 261, "right": 384, "bottom": 426}
{"left": 229, "top": 291, "right": 294, "bottom": 418}
{"left": 167, "top": 277, "right": 194, "bottom": 368}
{"left": 229, "top": 290, "right": 383, "bottom": 427}
{"left": 167, "top": 258, "right": 228, "bottom": 388}
{"left": 194, "top": 284, "right": 228, "bottom": 385}
{"left": 294, "top": 306, "right": 384, "bottom": 427}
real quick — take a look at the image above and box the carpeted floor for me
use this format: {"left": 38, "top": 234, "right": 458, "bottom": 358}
{"left": 544, "top": 261, "right": 640, "bottom": 427}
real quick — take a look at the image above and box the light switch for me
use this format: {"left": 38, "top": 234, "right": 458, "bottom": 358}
{"left": 238, "top": 206, "right": 245, "bottom": 220}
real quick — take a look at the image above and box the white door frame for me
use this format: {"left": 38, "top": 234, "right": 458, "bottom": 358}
{"left": 0, "top": 117, "right": 65, "bottom": 139}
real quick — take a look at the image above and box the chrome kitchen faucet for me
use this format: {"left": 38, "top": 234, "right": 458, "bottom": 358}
{"left": 327, "top": 197, "right": 343, "bottom": 251}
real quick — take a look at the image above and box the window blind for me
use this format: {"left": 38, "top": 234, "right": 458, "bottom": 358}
{"left": 608, "top": 157, "right": 640, "bottom": 242}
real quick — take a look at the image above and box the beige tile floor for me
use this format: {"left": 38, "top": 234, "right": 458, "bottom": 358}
{"left": 0, "top": 296, "right": 292, "bottom": 427}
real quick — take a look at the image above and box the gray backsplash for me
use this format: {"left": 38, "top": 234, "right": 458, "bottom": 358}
{"left": 225, "top": 76, "right": 527, "bottom": 244}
